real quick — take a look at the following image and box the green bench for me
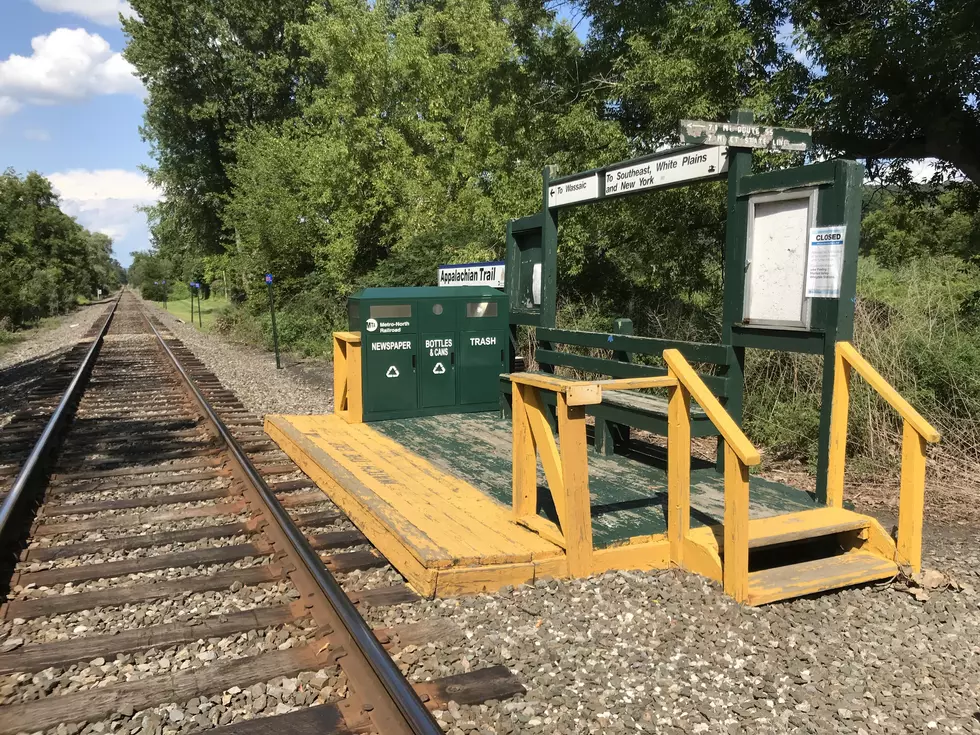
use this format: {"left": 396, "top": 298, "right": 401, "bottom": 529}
{"left": 500, "top": 324, "right": 739, "bottom": 457}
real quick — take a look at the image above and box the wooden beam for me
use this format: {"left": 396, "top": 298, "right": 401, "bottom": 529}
{"left": 521, "top": 386, "right": 566, "bottom": 525}
{"left": 511, "top": 383, "right": 537, "bottom": 519}
{"left": 897, "top": 421, "right": 927, "bottom": 572}
{"left": 662, "top": 349, "right": 760, "bottom": 466}
{"left": 667, "top": 375, "right": 691, "bottom": 567}
{"left": 557, "top": 393, "right": 593, "bottom": 577}
{"left": 838, "top": 342, "right": 940, "bottom": 443}
{"left": 723, "top": 443, "right": 750, "bottom": 603}
{"left": 826, "top": 346, "right": 851, "bottom": 508}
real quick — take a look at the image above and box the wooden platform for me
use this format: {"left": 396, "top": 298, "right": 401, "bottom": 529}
{"left": 264, "top": 414, "right": 567, "bottom": 596}
{"left": 263, "top": 412, "right": 856, "bottom": 599}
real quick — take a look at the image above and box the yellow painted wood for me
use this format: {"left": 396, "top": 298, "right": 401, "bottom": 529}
{"left": 565, "top": 383, "right": 602, "bottom": 406}
{"left": 590, "top": 536, "right": 670, "bottom": 574}
{"left": 837, "top": 342, "right": 940, "bottom": 443}
{"left": 826, "top": 346, "right": 851, "bottom": 507}
{"left": 434, "top": 562, "right": 539, "bottom": 596}
{"left": 264, "top": 415, "right": 564, "bottom": 593}
{"left": 521, "top": 386, "right": 567, "bottom": 525}
{"left": 508, "top": 372, "right": 590, "bottom": 397}
{"left": 687, "top": 507, "right": 873, "bottom": 554}
{"left": 897, "top": 421, "right": 927, "bottom": 572}
{"left": 332, "top": 332, "right": 362, "bottom": 424}
{"left": 517, "top": 514, "right": 566, "bottom": 549}
{"left": 511, "top": 383, "right": 537, "bottom": 520}
{"left": 557, "top": 392, "right": 594, "bottom": 577}
{"left": 723, "top": 442, "right": 750, "bottom": 603}
{"left": 341, "top": 418, "right": 561, "bottom": 561}
{"left": 746, "top": 551, "right": 897, "bottom": 606}
{"left": 662, "top": 349, "right": 760, "bottom": 466}
{"left": 595, "top": 376, "right": 677, "bottom": 391}
{"left": 681, "top": 538, "right": 722, "bottom": 582}
{"left": 263, "top": 417, "right": 439, "bottom": 596}
{"left": 667, "top": 372, "right": 691, "bottom": 567}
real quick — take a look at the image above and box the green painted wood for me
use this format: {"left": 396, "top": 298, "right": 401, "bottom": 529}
{"left": 373, "top": 413, "right": 819, "bottom": 549}
{"left": 736, "top": 159, "right": 837, "bottom": 197}
{"left": 537, "top": 328, "right": 730, "bottom": 365}
{"left": 730, "top": 327, "right": 826, "bottom": 354}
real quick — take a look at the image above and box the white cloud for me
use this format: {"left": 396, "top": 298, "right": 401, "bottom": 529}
{"left": 24, "top": 128, "right": 51, "bottom": 141}
{"left": 48, "top": 170, "right": 160, "bottom": 264}
{"left": 0, "top": 28, "right": 142, "bottom": 115}
{"left": 31, "top": 0, "right": 136, "bottom": 26}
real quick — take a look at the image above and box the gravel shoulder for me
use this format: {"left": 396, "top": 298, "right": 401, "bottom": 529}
{"left": 0, "top": 300, "right": 112, "bottom": 427}
{"left": 139, "top": 294, "right": 980, "bottom": 735}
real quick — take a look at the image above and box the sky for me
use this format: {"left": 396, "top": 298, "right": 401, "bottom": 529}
{"left": 0, "top": 0, "right": 156, "bottom": 268}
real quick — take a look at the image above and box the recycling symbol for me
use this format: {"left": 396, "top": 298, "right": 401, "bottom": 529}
{"left": 385, "top": 365, "right": 399, "bottom": 378}
{"left": 432, "top": 362, "right": 446, "bottom": 375}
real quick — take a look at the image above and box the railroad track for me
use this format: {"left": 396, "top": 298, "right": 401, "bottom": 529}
{"left": 0, "top": 292, "right": 521, "bottom": 735}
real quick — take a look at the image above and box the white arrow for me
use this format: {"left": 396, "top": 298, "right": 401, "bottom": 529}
{"left": 432, "top": 362, "right": 445, "bottom": 375}
{"left": 386, "top": 365, "right": 399, "bottom": 378}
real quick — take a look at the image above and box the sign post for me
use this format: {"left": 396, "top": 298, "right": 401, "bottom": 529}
{"left": 266, "top": 274, "right": 281, "bottom": 370}
{"left": 162, "top": 280, "right": 167, "bottom": 311}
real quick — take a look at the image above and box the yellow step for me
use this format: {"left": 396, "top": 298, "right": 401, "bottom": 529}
{"left": 746, "top": 551, "right": 897, "bottom": 606}
{"left": 688, "top": 507, "right": 872, "bottom": 554}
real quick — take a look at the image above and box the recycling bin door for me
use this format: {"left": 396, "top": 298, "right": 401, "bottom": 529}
{"left": 363, "top": 302, "right": 418, "bottom": 417}
{"left": 458, "top": 329, "right": 507, "bottom": 407}
{"left": 420, "top": 333, "right": 455, "bottom": 408}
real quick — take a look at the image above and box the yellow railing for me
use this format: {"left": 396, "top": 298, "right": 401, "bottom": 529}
{"left": 509, "top": 372, "right": 675, "bottom": 576}
{"left": 509, "top": 353, "right": 760, "bottom": 598}
{"left": 828, "top": 341, "right": 940, "bottom": 572}
{"left": 333, "top": 331, "right": 362, "bottom": 424}
{"left": 662, "top": 349, "right": 761, "bottom": 602}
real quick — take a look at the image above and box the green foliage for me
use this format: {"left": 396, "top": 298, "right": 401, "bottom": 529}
{"left": 0, "top": 170, "right": 122, "bottom": 328}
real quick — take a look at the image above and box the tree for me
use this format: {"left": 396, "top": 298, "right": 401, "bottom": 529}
{"left": 778, "top": 0, "right": 980, "bottom": 184}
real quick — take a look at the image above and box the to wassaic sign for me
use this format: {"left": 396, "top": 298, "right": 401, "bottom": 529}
{"left": 438, "top": 261, "right": 505, "bottom": 288}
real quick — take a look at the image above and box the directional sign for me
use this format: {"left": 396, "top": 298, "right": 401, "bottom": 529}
{"left": 548, "top": 174, "right": 599, "bottom": 207}
{"left": 679, "top": 119, "right": 812, "bottom": 152}
{"left": 385, "top": 365, "right": 399, "bottom": 378}
{"left": 432, "top": 362, "right": 446, "bottom": 375}
{"left": 605, "top": 147, "right": 727, "bottom": 197}
{"left": 265, "top": 274, "right": 273, "bottom": 285}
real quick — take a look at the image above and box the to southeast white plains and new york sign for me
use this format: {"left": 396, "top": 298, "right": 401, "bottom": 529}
{"left": 547, "top": 146, "right": 728, "bottom": 208}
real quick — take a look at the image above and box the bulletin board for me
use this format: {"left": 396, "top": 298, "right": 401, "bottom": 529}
{"left": 742, "top": 188, "right": 817, "bottom": 330}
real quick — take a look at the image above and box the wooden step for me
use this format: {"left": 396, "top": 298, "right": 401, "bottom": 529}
{"left": 689, "top": 507, "right": 872, "bottom": 553}
{"left": 746, "top": 551, "right": 897, "bottom": 606}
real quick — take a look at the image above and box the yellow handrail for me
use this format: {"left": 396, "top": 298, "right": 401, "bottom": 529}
{"left": 662, "top": 349, "right": 760, "bottom": 466}
{"left": 828, "top": 341, "right": 940, "bottom": 573}
{"left": 836, "top": 342, "right": 940, "bottom": 443}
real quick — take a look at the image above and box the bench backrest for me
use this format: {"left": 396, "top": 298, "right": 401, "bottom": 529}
{"left": 535, "top": 327, "right": 734, "bottom": 400}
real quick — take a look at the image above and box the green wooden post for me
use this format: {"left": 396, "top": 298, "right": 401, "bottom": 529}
{"left": 266, "top": 274, "right": 282, "bottom": 370}
{"left": 189, "top": 282, "right": 195, "bottom": 326}
{"left": 718, "top": 109, "right": 755, "bottom": 471}
{"left": 595, "top": 317, "right": 633, "bottom": 456}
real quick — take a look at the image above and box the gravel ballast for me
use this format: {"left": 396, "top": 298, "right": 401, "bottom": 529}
{"left": 141, "top": 295, "right": 980, "bottom": 734}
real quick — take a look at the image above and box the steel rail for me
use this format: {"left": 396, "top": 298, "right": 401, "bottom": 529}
{"left": 141, "top": 308, "right": 442, "bottom": 735}
{"left": 0, "top": 297, "right": 119, "bottom": 538}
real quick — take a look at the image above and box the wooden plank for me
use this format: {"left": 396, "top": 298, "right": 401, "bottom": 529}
{"left": 49, "top": 470, "right": 227, "bottom": 496}
{"left": 334, "top": 332, "right": 349, "bottom": 417}
{"left": 686, "top": 507, "right": 872, "bottom": 553}
{"left": 838, "top": 342, "right": 940, "bottom": 443}
{"left": 723, "top": 443, "right": 749, "bottom": 603}
{"left": 34, "top": 500, "right": 249, "bottom": 536}
{"left": 681, "top": 538, "right": 722, "bottom": 581}
{"left": 662, "top": 349, "right": 760, "bottom": 466}
{"left": 511, "top": 383, "right": 537, "bottom": 519}
{"left": 17, "top": 542, "right": 274, "bottom": 587}
{"left": 557, "top": 393, "right": 593, "bottom": 577}
{"left": 521, "top": 387, "right": 566, "bottom": 525}
{"left": 205, "top": 705, "right": 349, "bottom": 735}
{"left": 826, "top": 347, "right": 851, "bottom": 508}
{"left": 43, "top": 487, "right": 232, "bottom": 516}
{"left": 536, "top": 328, "right": 730, "bottom": 364}
{"left": 263, "top": 418, "right": 441, "bottom": 597}
{"left": 507, "top": 371, "right": 594, "bottom": 402}
{"left": 897, "top": 421, "right": 927, "bottom": 572}
{"left": 52, "top": 457, "right": 224, "bottom": 482}
{"left": 0, "top": 643, "right": 329, "bottom": 735}
{"left": 597, "top": 376, "right": 677, "bottom": 392}
{"left": 25, "top": 522, "right": 254, "bottom": 562}
{"left": 590, "top": 536, "right": 669, "bottom": 575}
{"left": 321, "top": 549, "right": 385, "bottom": 574}
{"left": 667, "top": 377, "right": 691, "bottom": 566}
{"left": 434, "top": 561, "right": 539, "bottom": 596}
{"left": 747, "top": 551, "right": 897, "bottom": 606}
{"left": 0, "top": 606, "right": 300, "bottom": 675}
{"left": 5, "top": 565, "right": 280, "bottom": 619}
{"left": 348, "top": 584, "right": 419, "bottom": 607}
{"left": 414, "top": 665, "right": 525, "bottom": 707}
{"left": 516, "top": 514, "right": 565, "bottom": 549}
{"left": 347, "top": 340, "right": 362, "bottom": 424}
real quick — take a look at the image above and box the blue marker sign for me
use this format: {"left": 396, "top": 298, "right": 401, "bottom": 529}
{"left": 265, "top": 274, "right": 273, "bottom": 285}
